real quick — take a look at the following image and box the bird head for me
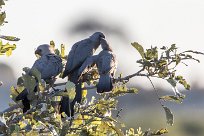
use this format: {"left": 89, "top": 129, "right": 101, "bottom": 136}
{"left": 100, "top": 38, "right": 112, "bottom": 52}
{"left": 89, "top": 32, "right": 105, "bottom": 43}
{"left": 35, "top": 44, "right": 55, "bottom": 57}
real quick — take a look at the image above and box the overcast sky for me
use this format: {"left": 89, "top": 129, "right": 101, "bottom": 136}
{"left": 1, "top": 0, "right": 204, "bottom": 89}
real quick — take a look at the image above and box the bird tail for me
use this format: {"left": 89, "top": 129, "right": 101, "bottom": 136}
{"left": 69, "top": 81, "right": 82, "bottom": 116}
{"left": 16, "top": 89, "right": 28, "bottom": 101}
{"left": 60, "top": 81, "right": 82, "bottom": 117}
{"left": 16, "top": 89, "right": 30, "bottom": 113}
{"left": 97, "top": 74, "right": 113, "bottom": 93}
{"left": 59, "top": 96, "right": 71, "bottom": 116}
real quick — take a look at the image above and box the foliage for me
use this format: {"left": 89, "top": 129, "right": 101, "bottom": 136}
{"left": 1, "top": 1, "right": 204, "bottom": 136}
{"left": 131, "top": 42, "right": 203, "bottom": 126}
{"left": 0, "top": 42, "right": 203, "bottom": 136}
{"left": 0, "top": 0, "right": 19, "bottom": 56}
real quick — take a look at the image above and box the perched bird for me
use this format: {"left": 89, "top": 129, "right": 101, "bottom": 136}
{"left": 60, "top": 32, "right": 105, "bottom": 117}
{"left": 96, "top": 39, "right": 117, "bottom": 93}
{"left": 78, "top": 38, "right": 117, "bottom": 93}
{"left": 16, "top": 44, "right": 63, "bottom": 113}
{"left": 32, "top": 44, "right": 63, "bottom": 81}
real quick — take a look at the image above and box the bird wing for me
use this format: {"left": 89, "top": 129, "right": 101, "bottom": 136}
{"left": 63, "top": 38, "right": 95, "bottom": 78}
{"left": 32, "top": 54, "right": 62, "bottom": 80}
{"left": 100, "top": 51, "right": 117, "bottom": 75}
{"left": 78, "top": 55, "right": 98, "bottom": 77}
{"left": 32, "top": 57, "right": 46, "bottom": 76}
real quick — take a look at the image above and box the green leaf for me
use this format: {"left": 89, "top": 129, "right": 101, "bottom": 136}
{"left": 131, "top": 42, "right": 145, "bottom": 59}
{"left": 29, "top": 68, "right": 42, "bottom": 83}
{"left": 159, "top": 95, "right": 183, "bottom": 103}
{"left": 128, "top": 88, "right": 139, "bottom": 94}
{"left": 160, "top": 46, "right": 167, "bottom": 50}
{"left": 165, "top": 44, "right": 177, "bottom": 58}
{"left": 169, "top": 44, "right": 177, "bottom": 52}
{"left": 109, "top": 85, "right": 139, "bottom": 98}
{"left": 61, "top": 44, "right": 65, "bottom": 58}
{"left": 65, "top": 81, "right": 76, "bottom": 100}
{"left": 166, "top": 78, "right": 176, "bottom": 87}
{"left": 14, "top": 124, "right": 20, "bottom": 134}
{"left": 50, "top": 40, "right": 55, "bottom": 48}
{"left": 145, "top": 47, "right": 158, "bottom": 60}
{"left": 109, "top": 124, "right": 124, "bottom": 136}
{"left": 152, "top": 128, "right": 168, "bottom": 135}
{"left": 157, "top": 60, "right": 167, "bottom": 68}
{"left": 175, "top": 76, "right": 183, "bottom": 80}
{"left": 178, "top": 79, "right": 190, "bottom": 90}
{"left": 0, "top": 35, "right": 20, "bottom": 41}
{"left": 158, "top": 69, "right": 168, "bottom": 78}
{"left": 10, "top": 86, "right": 18, "bottom": 100}
{"left": 1, "top": 43, "right": 16, "bottom": 50}
{"left": 162, "top": 106, "right": 173, "bottom": 126}
{"left": 0, "top": 43, "right": 16, "bottom": 56}
{"left": 5, "top": 48, "right": 12, "bottom": 56}
{"left": 65, "top": 81, "right": 75, "bottom": 91}
{"left": 22, "top": 74, "right": 36, "bottom": 92}
{"left": 0, "top": 0, "right": 5, "bottom": 6}
{"left": 0, "top": 40, "right": 2, "bottom": 47}
{"left": 175, "top": 54, "right": 181, "bottom": 65}
{"left": 0, "top": 11, "right": 6, "bottom": 26}
{"left": 10, "top": 86, "right": 24, "bottom": 101}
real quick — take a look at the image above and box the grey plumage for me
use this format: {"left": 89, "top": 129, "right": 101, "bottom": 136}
{"left": 62, "top": 32, "right": 105, "bottom": 79}
{"left": 32, "top": 44, "right": 63, "bottom": 81}
{"left": 16, "top": 44, "right": 63, "bottom": 113}
{"left": 60, "top": 32, "right": 105, "bottom": 117}
{"left": 96, "top": 52, "right": 117, "bottom": 93}
{"left": 78, "top": 55, "right": 98, "bottom": 77}
{"left": 78, "top": 39, "right": 117, "bottom": 93}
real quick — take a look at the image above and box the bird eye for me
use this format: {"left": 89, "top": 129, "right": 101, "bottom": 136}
{"left": 100, "top": 34, "right": 105, "bottom": 39}
{"left": 35, "top": 49, "right": 42, "bottom": 56}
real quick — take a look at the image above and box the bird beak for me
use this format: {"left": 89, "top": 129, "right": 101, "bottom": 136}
{"left": 101, "top": 34, "right": 105, "bottom": 39}
{"left": 100, "top": 36, "right": 105, "bottom": 40}
{"left": 35, "top": 49, "right": 42, "bottom": 56}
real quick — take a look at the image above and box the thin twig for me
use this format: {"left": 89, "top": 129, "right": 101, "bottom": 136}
{"left": 147, "top": 76, "right": 163, "bottom": 107}
{"left": 38, "top": 120, "right": 59, "bottom": 136}
{"left": 114, "top": 68, "right": 144, "bottom": 82}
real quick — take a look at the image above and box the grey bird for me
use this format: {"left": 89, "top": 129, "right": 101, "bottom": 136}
{"left": 78, "top": 38, "right": 117, "bottom": 93}
{"left": 32, "top": 44, "right": 63, "bottom": 81}
{"left": 60, "top": 32, "right": 105, "bottom": 117}
{"left": 96, "top": 39, "right": 117, "bottom": 93}
{"left": 16, "top": 44, "right": 63, "bottom": 113}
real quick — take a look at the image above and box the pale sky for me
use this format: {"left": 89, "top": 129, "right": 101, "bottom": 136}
{"left": 1, "top": 0, "right": 204, "bottom": 89}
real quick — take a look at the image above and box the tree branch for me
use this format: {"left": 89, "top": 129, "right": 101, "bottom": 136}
{"left": 0, "top": 68, "right": 159, "bottom": 116}
{"left": 114, "top": 68, "right": 145, "bottom": 83}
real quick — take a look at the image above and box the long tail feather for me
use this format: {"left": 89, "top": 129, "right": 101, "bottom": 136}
{"left": 60, "top": 81, "right": 82, "bottom": 117}
{"left": 97, "top": 75, "right": 113, "bottom": 93}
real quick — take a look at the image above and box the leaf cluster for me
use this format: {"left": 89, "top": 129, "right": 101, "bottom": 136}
{"left": 0, "top": 0, "right": 20, "bottom": 57}
{"left": 1, "top": 39, "right": 204, "bottom": 135}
